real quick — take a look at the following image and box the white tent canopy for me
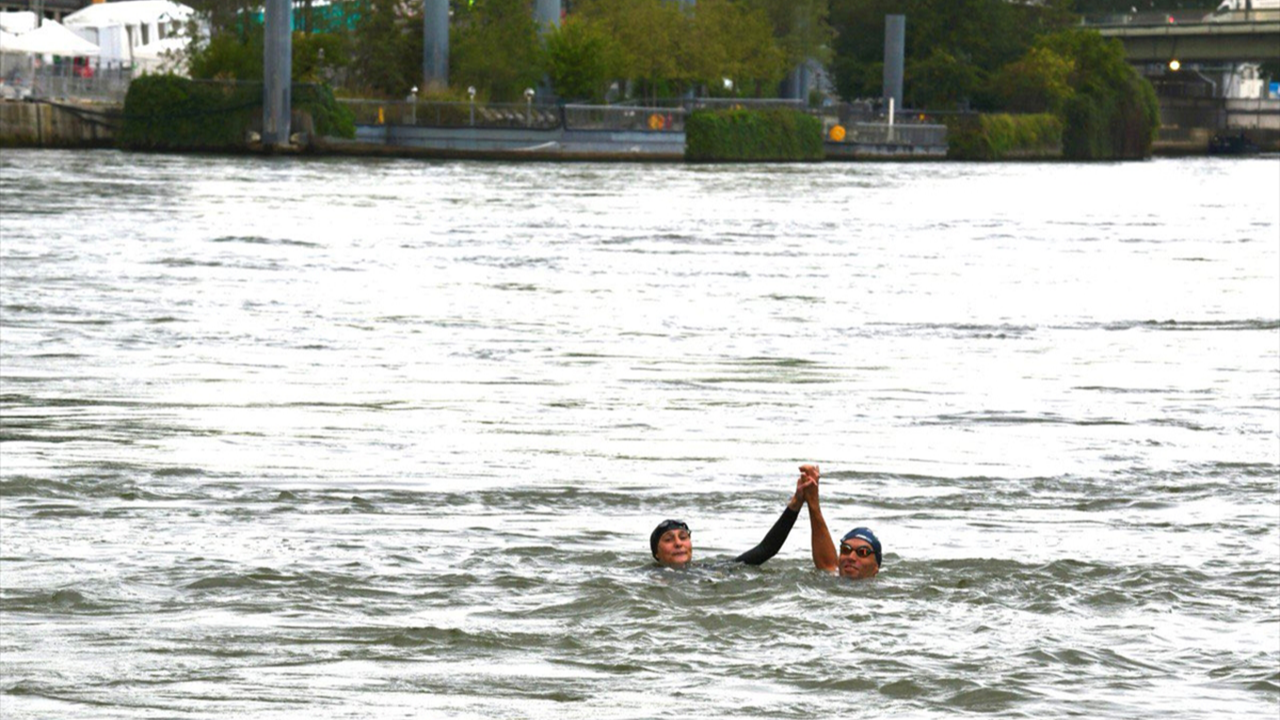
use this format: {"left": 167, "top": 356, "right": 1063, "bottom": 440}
{"left": 0, "top": 11, "right": 39, "bottom": 34}
{"left": 62, "top": 1, "right": 194, "bottom": 68}
{"left": 0, "top": 20, "right": 100, "bottom": 57}
{"left": 62, "top": 1, "right": 193, "bottom": 29}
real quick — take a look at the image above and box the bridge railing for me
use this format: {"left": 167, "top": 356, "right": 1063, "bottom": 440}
{"left": 1082, "top": 8, "right": 1280, "bottom": 26}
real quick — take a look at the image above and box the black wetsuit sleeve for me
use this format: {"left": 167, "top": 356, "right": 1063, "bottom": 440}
{"left": 733, "top": 506, "right": 800, "bottom": 566}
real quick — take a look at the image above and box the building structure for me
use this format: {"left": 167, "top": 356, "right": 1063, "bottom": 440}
{"left": 0, "top": 0, "right": 91, "bottom": 23}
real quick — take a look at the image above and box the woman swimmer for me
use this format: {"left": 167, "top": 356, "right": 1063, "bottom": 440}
{"left": 649, "top": 470, "right": 816, "bottom": 568}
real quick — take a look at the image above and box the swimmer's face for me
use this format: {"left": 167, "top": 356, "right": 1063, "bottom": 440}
{"left": 838, "top": 539, "right": 879, "bottom": 580}
{"left": 655, "top": 528, "right": 692, "bottom": 567}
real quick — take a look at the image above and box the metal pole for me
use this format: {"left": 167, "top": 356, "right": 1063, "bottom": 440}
{"left": 423, "top": 0, "right": 448, "bottom": 91}
{"left": 262, "top": 0, "right": 292, "bottom": 148}
{"left": 883, "top": 14, "right": 905, "bottom": 113}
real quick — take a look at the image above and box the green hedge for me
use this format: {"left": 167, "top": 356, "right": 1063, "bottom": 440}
{"left": 947, "top": 113, "right": 1063, "bottom": 160}
{"left": 119, "top": 75, "right": 258, "bottom": 151}
{"left": 685, "top": 108, "right": 823, "bottom": 162}
{"left": 295, "top": 83, "right": 356, "bottom": 139}
{"left": 1061, "top": 73, "right": 1158, "bottom": 160}
{"left": 119, "top": 75, "right": 354, "bottom": 152}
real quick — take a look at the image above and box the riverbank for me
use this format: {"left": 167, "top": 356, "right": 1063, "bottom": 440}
{"left": 0, "top": 98, "right": 949, "bottom": 161}
{"left": 5, "top": 97, "right": 1277, "bottom": 158}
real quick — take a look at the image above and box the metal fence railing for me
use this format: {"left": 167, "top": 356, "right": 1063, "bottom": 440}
{"left": 337, "top": 97, "right": 948, "bottom": 147}
{"left": 1, "top": 62, "right": 133, "bottom": 102}
{"left": 686, "top": 97, "right": 808, "bottom": 111}
{"left": 563, "top": 103, "right": 686, "bottom": 132}
{"left": 841, "top": 122, "right": 948, "bottom": 147}
{"left": 339, "top": 99, "right": 563, "bottom": 130}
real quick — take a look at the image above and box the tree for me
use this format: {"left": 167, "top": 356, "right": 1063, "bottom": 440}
{"left": 349, "top": 0, "right": 423, "bottom": 97}
{"left": 827, "top": 0, "right": 1075, "bottom": 104}
{"left": 686, "top": 0, "right": 787, "bottom": 97}
{"left": 906, "top": 48, "right": 982, "bottom": 109}
{"left": 745, "top": 0, "right": 834, "bottom": 70}
{"left": 575, "top": 0, "right": 687, "bottom": 100}
{"left": 1033, "top": 29, "right": 1159, "bottom": 158}
{"left": 452, "top": 0, "right": 544, "bottom": 102}
{"left": 543, "top": 15, "right": 620, "bottom": 102}
{"left": 989, "top": 45, "right": 1076, "bottom": 114}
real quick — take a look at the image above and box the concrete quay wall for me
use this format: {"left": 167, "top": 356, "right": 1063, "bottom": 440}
{"left": 0, "top": 100, "right": 117, "bottom": 148}
{"left": 337, "top": 123, "right": 945, "bottom": 161}
{"left": 332, "top": 124, "right": 686, "bottom": 160}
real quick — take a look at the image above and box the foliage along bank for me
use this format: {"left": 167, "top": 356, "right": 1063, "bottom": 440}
{"left": 119, "top": 75, "right": 354, "bottom": 151}
{"left": 946, "top": 29, "right": 1158, "bottom": 160}
{"left": 181, "top": 0, "right": 831, "bottom": 104}
{"left": 685, "top": 108, "right": 823, "bottom": 162}
{"left": 946, "top": 114, "right": 1063, "bottom": 160}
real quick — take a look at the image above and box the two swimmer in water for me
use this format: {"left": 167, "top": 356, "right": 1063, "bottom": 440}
{"left": 649, "top": 464, "right": 882, "bottom": 580}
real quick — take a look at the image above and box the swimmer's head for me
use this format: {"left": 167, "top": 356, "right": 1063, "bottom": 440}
{"left": 650, "top": 519, "right": 692, "bottom": 567}
{"left": 839, "top": 527, "right": 881, "bottom": 579}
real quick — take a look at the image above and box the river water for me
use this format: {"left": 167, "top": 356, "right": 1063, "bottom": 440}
{"left": 1, "top": 150, "right": 1277, "bottom": 719}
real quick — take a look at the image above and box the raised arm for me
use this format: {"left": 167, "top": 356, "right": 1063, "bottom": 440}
{"left": 733, "top": 471, "right": 810, "bottom": 566}
{"left": 801, "top": 465, "right": 837, "bottom": 573}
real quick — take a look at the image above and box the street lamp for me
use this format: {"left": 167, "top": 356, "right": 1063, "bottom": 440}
{"left": 524, "top": 87, "right": 535, "bottom": 127}
{"left": 409, "top": 85, "right": 418, "bottom": 125}
{"left": 468, "top": 85, "right": 476, "bottom": 126}
{"left": 1168, "top": 59, "right": 1181, "bottom": 71}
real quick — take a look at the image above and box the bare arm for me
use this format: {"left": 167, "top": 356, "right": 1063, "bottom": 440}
{"left": 801, "top": 465, "right": 837, "bottom": 572}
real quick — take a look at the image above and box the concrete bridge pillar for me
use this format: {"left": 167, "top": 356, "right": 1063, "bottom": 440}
{"left": 883, "top": 14, "right": 905, "bottom": 111}
{"left": 424, "top": 0, "right": 449, "bottom": 90}
{"left": 535, "top": 0, "right": 561, "bottom": 34}
{"left": 263, "top": 0, "right": 292, "bottom": 148}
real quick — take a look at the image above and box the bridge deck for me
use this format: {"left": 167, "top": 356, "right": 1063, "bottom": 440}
{"left": 1094, "top": 17, "right": 1280, "bottom": 63}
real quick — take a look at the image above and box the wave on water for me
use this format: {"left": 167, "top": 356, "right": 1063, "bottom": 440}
{"left": 919, "top": 411, "right": 1131, "bottom": 427}
{"left": 209, "top": 236, "right": 322, "bottom": 248}
{"left": 1105, "top": 319, "right": 1280, "bottom": 332}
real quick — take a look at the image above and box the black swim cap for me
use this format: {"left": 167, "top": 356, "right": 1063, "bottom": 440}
{"left": 650, "top": 519, "right": 690, "bottom": 558}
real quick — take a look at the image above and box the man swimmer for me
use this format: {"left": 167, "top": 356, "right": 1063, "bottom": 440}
{"left": 649, "top": 471, "right": 816, "bottom": 568}
{"left": 799, "top": 464, "right": 882, "bottom": 580}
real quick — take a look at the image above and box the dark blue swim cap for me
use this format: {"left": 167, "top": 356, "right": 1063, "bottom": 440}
{"left": 841, "top": 527, "right": 882, "bottom": 567}
{"left": 650, "top": 519, "right": 690, "bottom": 558}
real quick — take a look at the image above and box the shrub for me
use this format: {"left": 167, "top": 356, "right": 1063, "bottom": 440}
{"left": 946, "top": 113, "right": 1062, "bottom": 160}
{"left": 294, "top": 83, "right": 356, "bottom": 139}
{"left": 119, "top": 75, "right": 259, "bottom": 151}
{"left": 120, "top": 75, "right": 354, "bottom": 151}
{"left": 685, "top": 107, "right": 823, "bottom": 162}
